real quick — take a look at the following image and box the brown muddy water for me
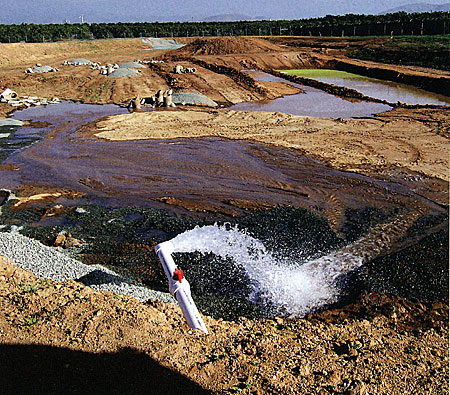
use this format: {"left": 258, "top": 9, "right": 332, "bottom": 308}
{"left": 0, "top": 102, "right": 444, "bottom": 219}
{"left": 0, "top": 101, "right": 447, "bottom": 319}
{"left": 231, "top": 71, "right": 393, "bottom": 118}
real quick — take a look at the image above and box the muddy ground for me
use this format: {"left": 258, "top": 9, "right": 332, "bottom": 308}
{"left": 0, "top": 36, "right": 449, "bottom": 394}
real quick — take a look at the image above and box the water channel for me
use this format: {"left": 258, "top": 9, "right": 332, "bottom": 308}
{"left": 281, "top": 69, "right": 450, "bottom": 106}
{"left": 231, "top": 70, "right": 392, "bottom": 117}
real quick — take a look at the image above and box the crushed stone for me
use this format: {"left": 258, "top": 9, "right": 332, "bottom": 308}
{"left": 172, "top": 91, "right": 218, "bottom": 107}
{"left": 0, "top": 119, "right": 24, "bottom": 127}
{"left": 0, "top": 231, "right": 174, "bottom": 304}
{"left": 107, "top": 68, "right": 141, "bottom": 78}
{"left": 69, "top": 58, "right": 93, "bottom": 65}
{"left": 30, "top": 65, "right": 57, "bottom": 73}
{"left": 119, "top": 62, "right": 146, "bottom": 69}
{"left": 142, "top": 37, "right": 185, "bottom": 50}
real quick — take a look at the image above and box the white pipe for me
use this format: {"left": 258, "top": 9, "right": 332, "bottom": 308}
{"left": 155, "top": 241, "right": 208, "bottom": 334}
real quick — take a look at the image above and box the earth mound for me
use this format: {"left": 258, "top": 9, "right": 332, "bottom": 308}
{"left": 175, "top": 36, "right": 285, "bottom": 55}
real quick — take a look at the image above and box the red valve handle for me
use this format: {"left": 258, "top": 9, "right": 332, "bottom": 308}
{"left": 173, "top": 268, "right": 184, "bottom": 282}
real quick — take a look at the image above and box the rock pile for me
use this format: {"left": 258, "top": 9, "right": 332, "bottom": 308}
{"left": 119, "top": 62, "right": 146, "bottom": 69}
{"left": 172, "top": 91, "right": 218, "bottom": 107}
{"left": 107, "top": 68, "right": 142, "bottom": 78}
{"left": 25, "top": 64, "right": 59, "bottom": 74}
{"left": 142, "top": 37, "right": 185, "bottom": 50}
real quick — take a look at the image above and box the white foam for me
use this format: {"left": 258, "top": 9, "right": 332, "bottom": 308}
{"left": 171, "top": 224, "right": 363, "bottom": 317}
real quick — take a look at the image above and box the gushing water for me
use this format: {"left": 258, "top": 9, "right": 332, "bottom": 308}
{"left": 170, "top": 224, "right": 360, "bottom": 317}
{"left": 170, "top": 211, "right": 418, "bottom": 317}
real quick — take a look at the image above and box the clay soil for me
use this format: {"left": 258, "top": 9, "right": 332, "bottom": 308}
{"left": 0, "top": 36, "right": 449, "bottom": 394}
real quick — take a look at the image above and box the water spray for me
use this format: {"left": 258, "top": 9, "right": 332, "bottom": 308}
{"left": 155, "top": 241, "right": 208, "bottom": 334}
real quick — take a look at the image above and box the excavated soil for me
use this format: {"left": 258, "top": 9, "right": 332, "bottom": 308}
{"left": 0, "top": 36, "right": 449, "bottom": 394}
{"left": 174, "top": 36, "right": 287, "bottom": 55}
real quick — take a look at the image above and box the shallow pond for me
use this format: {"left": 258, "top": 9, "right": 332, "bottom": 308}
{"left": 281, "top": 69, "right": 450, "bottom": 106}
{"left": 230, "top": 70, "right": 392, "bottom": 118}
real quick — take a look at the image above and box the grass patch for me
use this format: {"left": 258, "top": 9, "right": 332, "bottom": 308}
{"left": 348, "top": 35, "right": 450, "bottom": 70}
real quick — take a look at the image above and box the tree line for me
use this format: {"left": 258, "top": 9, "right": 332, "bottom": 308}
{"left": 0, "top": 12, "right": 448, "bottom": 43}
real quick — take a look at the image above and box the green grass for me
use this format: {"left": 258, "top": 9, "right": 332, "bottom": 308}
{"left": 348, "top": 35, "right": 450, "bottom": 70}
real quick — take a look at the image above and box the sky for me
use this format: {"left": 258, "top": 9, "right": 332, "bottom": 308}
{"left": 0, "top": 0, "right": 449, "bottom": 24}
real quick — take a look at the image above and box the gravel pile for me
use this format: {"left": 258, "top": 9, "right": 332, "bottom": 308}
{"left": 119, "top": 62, "right": 146, "bottom": 69}
{"left": 107, "top": 68, "right": 141, "bottom": 78}
{"left": 142, "top": 38, "right": 185, "bottom": 50}
{"left": 69, "top": 58, "right": 93, "bottom": 66}
{"left": 29, "top": 65, "right": 58, "bottom": 73}
{"left": 0, "top": 231, "right": 174, "bottom": 304}
{"left": 172, "top": 91, "right": 218, "bottom": 107}
{"left": 0, "top": 119, "right": 23, "bottom": 127}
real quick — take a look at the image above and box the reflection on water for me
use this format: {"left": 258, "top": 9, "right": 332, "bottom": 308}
{"left": 231, "top": 70, "right": 392, "bottom": 118}
{"left": 281, "top": 69, "right": 450, "bottom": 106}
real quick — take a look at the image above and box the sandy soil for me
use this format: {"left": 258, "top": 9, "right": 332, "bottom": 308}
{"left": 0, "top": 36, "right": 449, "bottom": 393}
{"left": 93, "top": 107, "right": 449, "bottom": 183}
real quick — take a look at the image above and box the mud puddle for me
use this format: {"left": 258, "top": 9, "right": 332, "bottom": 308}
{"left": 230, "top": 70, "right": 392, "bottom": 118}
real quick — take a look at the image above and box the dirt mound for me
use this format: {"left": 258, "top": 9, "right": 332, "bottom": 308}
{"left": 175, "top": 36, "right": 285, "bottom": 56}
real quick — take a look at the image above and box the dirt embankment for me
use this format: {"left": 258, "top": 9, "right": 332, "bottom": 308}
{"left": 173, "top": 36, "right": 287, "bottom": 56}
{"left": 330, "top": 58, "right": 450, "bottom": 97}
{"left": 1, "top": 256, "right": 448, "bottom": 394}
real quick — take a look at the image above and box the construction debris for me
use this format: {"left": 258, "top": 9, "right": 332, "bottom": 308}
{"left": 127, "top": 89, "right": 176, "bottom": 109}
{"left": 0, "top": 89, "right": 18, "bottom": 102}
{"left": 0, "top": 89, "right": 60, "bottom": 108}
{"left": 97, "top": 63, "right": 119, "bottom": 75}
{"left": 132, "top": 89, "right": 217, "bottom": 108}
{"left": 63, "top": 58, "right": 94, "bottom": 66}
{"left": 173, "top": 65, "right": 197, "bottom": 74}
{"left": 135, "top": 59, "right": 164, "bottom": 64}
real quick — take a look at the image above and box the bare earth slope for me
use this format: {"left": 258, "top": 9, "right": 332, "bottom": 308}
{"left": 1, "top": 256, "right": 448, "bottom": 394}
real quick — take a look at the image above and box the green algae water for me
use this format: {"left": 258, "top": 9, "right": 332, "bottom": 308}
{"left": 280, "top": 69, "right": 450, "bottom": 106}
